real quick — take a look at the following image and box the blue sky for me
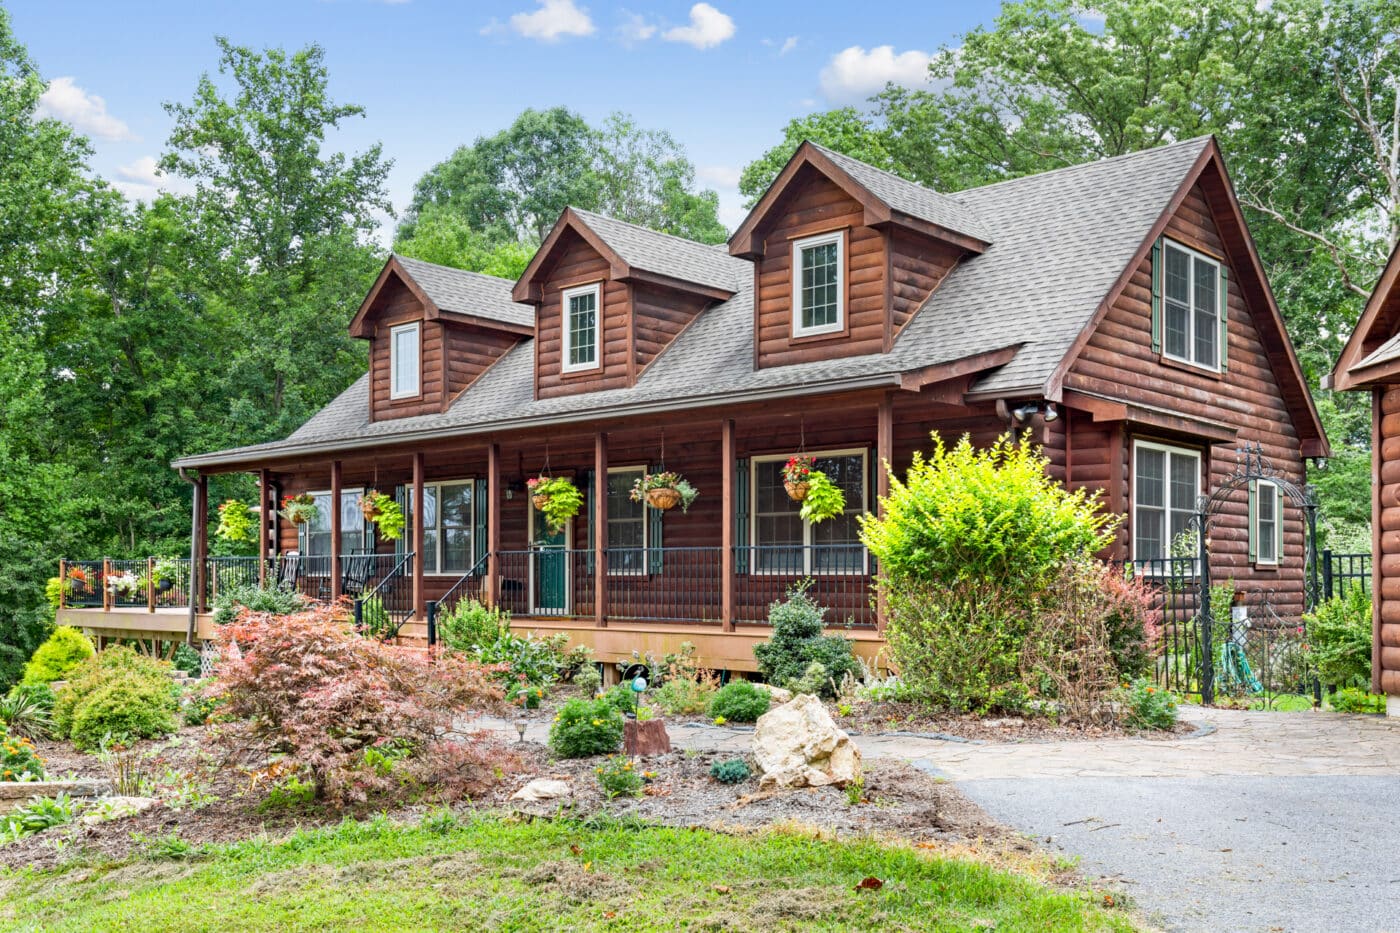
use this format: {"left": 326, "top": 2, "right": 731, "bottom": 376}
{"left": 11, "top": 0, "right": 1005, "bottom": 241}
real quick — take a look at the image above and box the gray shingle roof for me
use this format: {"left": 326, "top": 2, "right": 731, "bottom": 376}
{"left": 810, "top": 142, "right": 993, "bottom": 244}
{"left": 393, "top": 255, "right": 533, "bottom": 329}
{"left": 1356, "top": 332, "right": 1400, "bottom": 370}
{"left": 571, "top": 208, "right": 747, "bottom": 293}
{"left": 176, "top": 137, "right": 1213, "bottom": 468}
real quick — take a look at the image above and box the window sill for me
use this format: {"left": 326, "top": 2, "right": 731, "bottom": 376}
{"left": 789, "top": 325, "right": 850, "bottom": 346}
{"left": 1158, "top": 354, "right": 1223, "bottom": 380}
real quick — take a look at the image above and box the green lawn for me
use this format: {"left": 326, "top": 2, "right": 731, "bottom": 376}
{"left": 0, "top": 813, "right": 1135, "bottom": 932}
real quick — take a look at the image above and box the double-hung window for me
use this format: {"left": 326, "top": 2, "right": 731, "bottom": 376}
{"left": 606, "top": 467, "right": 647, "bottom": 574}
{"left": 300, "top": 489, "right": 368, "bottom": 573}
{"left": 751, "top": 449, "right": 866, "bottom": 573}
{"left": 1162, "top": 241, "right": 1221, "bottom": 370}
{"left": 1132, "top": 441, "right": 1201, "bottom": 563}
{"left": 389, "top": 323, "right": 421, "bottom": 398}
{"left": 792, "top": 231, "right": 844, "bottom": 337}
{"left": 406, "top": 480, "right": 475, "bottom": 575}
{"left": 1253, "top": 480, "right": 1280, "bottom": 566}
{"left": 562, "top": 283, "right": 600, "bottom": 372}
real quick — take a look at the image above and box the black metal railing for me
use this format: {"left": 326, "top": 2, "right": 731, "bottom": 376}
{"left": 354, "top": 552, "right": 415, "bottom": 640}
{"left": 1110, "top": 556, "right": 1202, "bottom": 694}
{"left": 492, "top": 549, "right": 594, "bottom": 619}
{"left": 733, "top": 545, "right": 875, "bottom": 627}
{"left": 62, "top": 560, "right": 106, "bottom": 608}
{"left": 205, "top": 556, "right": 265, "bottom": 605}
{"left": 1321, "top": 550, "right": 1371, "bottom": 601}
{"left": 606, "top": 546, "right": 723, "bottom": 623}
{"left": 425, "top": 553, "right": 490, "bottom": 645}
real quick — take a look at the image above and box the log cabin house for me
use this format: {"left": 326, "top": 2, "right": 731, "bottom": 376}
{"left": 58, "top": 136, "right": 1328, "bottom": 673}
{"left": 1326, "top": 240, "right": 1400, "bottom": 713}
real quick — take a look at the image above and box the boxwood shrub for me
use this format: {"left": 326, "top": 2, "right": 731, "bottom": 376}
{"left": 708, "top": 680, "right": 770, "bottom": 723}
{"left": 549, "top": 697, "right": 624, "bottom": 758}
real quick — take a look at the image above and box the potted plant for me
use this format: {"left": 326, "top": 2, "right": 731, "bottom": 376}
{"left": 104, "top": 571, "right": 139, "bottom": 598}
{"left": 527, "top": 476, "right": 583, "bottom": 534}
{"left": 215, "top": 498, "right": 257, "bottom": 545}
{"left": 782, "top": 455, "right": 815, "bottom": 501}
{"left": 279, "top": 492, "right": 318, "bottom": 525}
{"left": 153, "top": 558, "right": 180, "bottom": 593}
{"left": 798, "top": 471, "right": 847, "bottom": 524}
{"left": 629, "top": 471, "right": 699, "bottom": 513}
{"left": 358, "top": 489, "right": 405, "bottom": 541}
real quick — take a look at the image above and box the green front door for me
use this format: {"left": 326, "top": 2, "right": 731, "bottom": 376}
{"left": 530, "top": 506, "right": 568, "bottom": 615}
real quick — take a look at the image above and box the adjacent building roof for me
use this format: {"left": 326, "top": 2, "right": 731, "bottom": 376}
{"left": 1330, "top": 240, "right": 1400, "bottom": 391}
{"left": 176, "top": 134, "right": 1323, "bottom": 469}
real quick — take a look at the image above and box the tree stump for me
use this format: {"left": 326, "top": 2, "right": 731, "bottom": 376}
{"left": 624, "top": 719, "right": 672, "bottom": 756}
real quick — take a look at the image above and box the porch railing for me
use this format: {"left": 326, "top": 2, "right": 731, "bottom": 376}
{"left": 424, "top": 553, "right": 490, "bottom": 645}
{"left": 734, "top": 545, "right": 876, "bottom": 627}
{"left": 353, "top": 553, "right": 415, "bottom": 640}
{"left": 606, "top": 546, "right": 723, "bottom": 623}
{"left": 492, "top": 549, "right": 595, "bottom": 619}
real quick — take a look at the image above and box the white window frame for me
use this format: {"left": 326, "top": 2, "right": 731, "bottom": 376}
{"left": 418, "top": 479, "right": 476, "bottom": 577}
{"left": 300, "top": 487, "right": 367, "bottom": 575}
{"left": 606, "top": 465, "right": 648, "bottom": 576}
{"left": 749, "top": 447, "right": 868, "bottom": 575}
{"left": 389, "top": 322, "right": 421, "bottom": 399}
{"left": 1161, "top": 239, "right": 1222, "bottom": 372}
{"left": 1255, "top": 480, "right": 1281, "bottom": 567}
{"left": 791, "top": 230, "right": 845, "bottom": 338}
{"left": 561, "top": 282, "right": 602, "bottom": 374}
{"left": 1130, "top": 439, "right": 1202, "bottom": 567}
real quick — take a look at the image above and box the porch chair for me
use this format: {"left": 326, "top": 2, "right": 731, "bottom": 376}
{"left": 339, "top": 552, "right": 377, "bottom": 600}
{"left": 275, "top": 551, "right": 302, "bottom": 592}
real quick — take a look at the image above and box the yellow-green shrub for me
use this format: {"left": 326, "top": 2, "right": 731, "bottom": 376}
{"left": 22, "top": 626, "right": 95, "bottom": 685}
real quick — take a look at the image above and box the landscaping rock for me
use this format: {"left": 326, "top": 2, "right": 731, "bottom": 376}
{"left": 624, "top": 719, "right": 671, "bottom": 756}
{"left": 81, "top": 796, "right": 158, "bottom": 825}
{"left": 0, "top": 779, "right": 112, "bottom": 814}
{"left": 752, "top": 683, "right": 793, "bottom": 703}
{"left": 752, "top": 694, "right": 861, "bottom": 790}
{"left": 511, "top": 779, "right": 572, "bottom": 802}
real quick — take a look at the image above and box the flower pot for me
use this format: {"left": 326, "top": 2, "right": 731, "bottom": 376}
{"left": 360, "top": 502, "right": 381, "bottom": 522}
{"left": 156, "top": 578, "right": 174, "bottom": 594}
{"left": 646, "top": 487, "right": 681, "bottom": 510}
{"left": 285, "top": 505, "right": 315, "bottom": 525}
{"left": 531, "top": 493, "right": 552, "bottom": 511}
{"left": 784, "top": 480, "right": 810, "bottom": 502}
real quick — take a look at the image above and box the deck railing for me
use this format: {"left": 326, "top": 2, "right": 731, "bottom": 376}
{"left": 733, "top": 545, "right": 875, "bottom": 627}
{"left": 492, "top": 549, "right": 596, "bottom": 619}
{"left": 1321, "top": 550, "right": 1371, "bottom": 601}
{"left": 353, "top": 553, "right": 415, "bottom": 640}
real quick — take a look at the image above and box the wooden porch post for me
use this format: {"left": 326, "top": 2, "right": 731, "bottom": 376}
{"left": 191, "top": 474, "right": 209, "bottom": 615}
{"left": 721, "top": 419, "right": 735, "bottom": 632}
{"left": 594, "top": 432, "right": 608, "bottom": 626}
{"left": 486, "top": 442, "right": 501, "bottom": 607}
{"left": 147, "top": 557, "right": 156, "bottom": 613}
{"left": 258, "top": 469, "right": 270, "bottom": 586}
{"left": 57, "top": 560, "right": 66, "bottom": 611}
{"left": 330, "top": 460, "right": 342, "bottom": 602}
{"left": 102, "top": 558, "right": 112, "bottom": 612}
{"left": 412, "top": 452, "right": 425, "bottom": 620}
{"left": 876, "top": 395, "right": 894, "bottom": 632}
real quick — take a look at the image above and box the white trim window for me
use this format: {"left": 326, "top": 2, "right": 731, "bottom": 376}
{"left": 561, "top": 283, "right": 601, "bottom": 372}
{"left": 606, "top": 466, "right": 647, "bottom": 575}
{"left": 1162, "top": 241, "right": 1221, "bottom": 370}
{"left": 1254, "top": 480, "right": 1280, "bottom": 566}
{"left": 389, "top": 322, "right": 421, "bottom": 399}
{"left": 751, "top": 448, "right": 867, "bottom": 573}
{"left": 301, "top": 488, "right": 368, "bottom": 569}
{"left": 408, "top": 480, "right": 475, "bottom": 575}
{"left": 1132, "top": 440, "right": 1201, "bottom": 563}
{"left": 791, "top": 231, "right": 844, "bottom": 337}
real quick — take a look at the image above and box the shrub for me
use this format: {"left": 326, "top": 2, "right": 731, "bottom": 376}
{"left": 171, "top": 643, "right": 202, "bottom": 677}
{"left": 652, "top": 670, "right": 718, "bottom": 715}
{"left": 53, "top": 647, "right": 180, "bottom": 749}
{"left": 1329, "top": 687, "right": 1386, "bottom": 714}
{"left": 601, "top": 683, "right": 639, "bottom": 715}
{"left": 0, "top": 727, "right": 45, "bottom": 781}
{"left": 438, "top": 599, "right": 512, "bottom": 652}
{"left": 1304, "top": 588, "right": 1372, "bottom": 690}
{"left": 21, "top": 626, "right": 95, "bottom": 685}
{"left": 182, "top": 682, "right": 220, "bottom": 726}
{"left": 212, "top": 585, "right": 306, "bottom": 626}
{"left": 441, "top": 601, "right": 572, "bottom": 705}
{"left": 1116, "top": 678, "right": 1178, "bottom": 731}
{"left": 708, "top": 758, "right": 750, "bottom": 784}
{"left": 0, "top": 683, "right": 55, "bottom": 740}
{"left": 789, "top": 661, "right": 829, "bottom": 697}
{"left": 572, "top": 664, "right": 603, "bottom": 695}
{"left": 215, "top": 604, "right": 508, "bottom": 805}
{"left": 708, "top": 680, "right": 771, "bottom": 723}
{"left": 595, "top": 755, "right": 643, "bottom": 798}
{"left": 549, "top": 697, "right": 624, "bottom": 758}
{"left": 753, "top": 581, "right": 858, "bottom": 698}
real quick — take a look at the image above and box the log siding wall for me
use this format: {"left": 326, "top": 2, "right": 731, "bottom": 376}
{"left": 1376, "top": 386, "right": 1400, "bottom": 694}
{"left": 534, "top": 234, "right": 631, "bottom": 398}
{"left": 368, "top": 279, "right": 443, "bottom": 421}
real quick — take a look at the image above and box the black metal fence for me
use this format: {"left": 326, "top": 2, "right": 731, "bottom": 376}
{"left": 1321, "top": 550, "right": 1371, "bottom": 601}
{"left": 607, "top": 546, "right": 723, "bottom": 623}
{"left": 1108, "top": 556, "right": 1203, "bottom": 695}
{"left": 734, "top": 545, "right": 874, "bottom": 627}
{"left": 353, "top": 553, "right": 415, "bottom": 639}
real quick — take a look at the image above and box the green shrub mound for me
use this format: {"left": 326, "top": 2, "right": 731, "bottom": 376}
{"left": 1117, "top": 679, "right": 1178, "bottom": 731}
{"left": 549, "top": 697, "right": 624, "bottom": 758}
{"left": 54, "top": 647, "right": 179, "bottom": 750}
{"left": 21, "top": 626, "right": 95, "bottom": 685}
{"left": 753, "top": 581, "right": 858, "bottom": 698}
{"left": 708, "top": 681, "right": 770, "bottom": 723}
{"left": 1304, "top": 588, "right": 1372, "bottom": 690}
{"left": 211, "top": 585, "right": 307, "bottom": 626}
{"left": 1329, "top": 687, "right": 1386, "bottom": 714}
{"left": 708, "top": 758, "right": 751, "bottom": 784}
{"left": 571, "top": 664, "right": 602, "bottom": 695}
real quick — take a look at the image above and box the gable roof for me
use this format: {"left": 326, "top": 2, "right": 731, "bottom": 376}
{"left": 512, "top": 207, "right": 746, "bottom": 302}
{"left": 348, "top": 255, "right": 532, "bottom": 338}
{"left": 1329, "top": 240, "right": 1400, "bottom": 391}
{"left": 175, "top": 135, "right": 1325, "bottom": 470}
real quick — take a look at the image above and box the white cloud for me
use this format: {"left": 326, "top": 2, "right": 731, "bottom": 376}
{"left": 662, "top": 3, "right": 734, "bottom": 49}
{"left": 37, "top": 77, "right": 135, "bottom": 141}
{"left": 111, "top": 156, "right": 191, "bottom": 202}
{"left": 617, "top": 11, "right": 656, "bottom": 45}
{"left": 779, "top": 35, "right": 798, "bottom": 55}
{"left": 500, "top": 0, "right": 595, "bottom": 41}
{"left": 697, "top": 164, "right": 741, "bottom": 189}
{"left": 819, "top": 45, "right": 934, "bottom": 102}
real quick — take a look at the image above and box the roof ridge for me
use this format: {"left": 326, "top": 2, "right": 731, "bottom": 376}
{"left": 392, "top": 252, "right": 517, "bottom": 286}
{"left": 956, "top": 136, "right": 1214, "bottom": 198}
{"left": 807, "top": 140, "right": 952, "bottom": 199}
{"left": 569, "top": 206, "right": 737, "bottom": 256}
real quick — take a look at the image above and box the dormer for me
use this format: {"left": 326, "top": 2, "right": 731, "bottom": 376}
{"left": 729, "top": 141, "right": 992, "bottom": 368}
{"left": 349, "top": 255, "right": 532, "bottom": 421}
{"left": 514, "top": 208, "right": 744, "bottom": 399}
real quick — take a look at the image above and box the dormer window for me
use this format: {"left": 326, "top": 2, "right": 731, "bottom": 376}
{"left": 792, "top": 231, "right": 844, "bottom": 337}
{"left": 562, "top": 283, "right": 601, "bottom": 372}
{"left": 1162, "top": 241, "right": 1221, "bottom": 370}
{"left": 389, "top": 322, "right": 420, "bottom": 399}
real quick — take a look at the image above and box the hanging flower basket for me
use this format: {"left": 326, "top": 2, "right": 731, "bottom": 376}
{"left": 528, "top": 476, "right": 583, "bottom": 533}
{"left": 782, "top": 455, "right": 815, "bottom": 501}
{"left": 630, "top": 471, "right": 699, "bottom": 514}
{"left": 358, "top": 490, "right": 405, "bottom": 541}
{"left": 531, "top": 492, "right": 552, "bottom": 511}
{"left": 359, "top": 490, "right": 384, "bottom": 521}
{"left": 279, "top": 492, "right": 318, "bottom": 525}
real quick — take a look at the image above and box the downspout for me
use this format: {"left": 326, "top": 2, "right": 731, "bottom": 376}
{"left": 178, "top": 467, "right": 199, "bottom": 644}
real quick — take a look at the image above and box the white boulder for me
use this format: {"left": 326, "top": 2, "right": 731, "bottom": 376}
{"left": 511, "top": 779, "right": 572, "bottom": 802}
{"left": 752, "top": 694, "right": 862, "bottom": 790}
{"left": 752, "top": 683, "right": 793, "bottom": 704}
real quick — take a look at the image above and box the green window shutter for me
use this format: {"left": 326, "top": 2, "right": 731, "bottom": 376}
{"left": 472, "top": 478, "right": 488, "bottom": 569}
{"left": 1150, "top": 237, "right": 1164, "bottom": 355}
{"left": 1247, "top": 479, "right": 1258, "bottom": 563}
{"left": 1218, "top": 264, "right": 1229, "bottom": 371}
{"left": 580, "top": 469, "right": 594, "bottom": 573}
{"left": 735, "top": 458, "right": 750, "bottom": 574}
{"left": 648, "top": 475, "right": 664, "bottom": 574}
